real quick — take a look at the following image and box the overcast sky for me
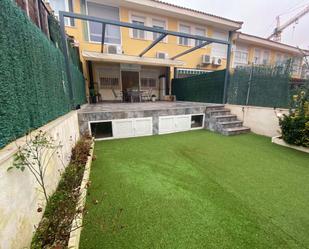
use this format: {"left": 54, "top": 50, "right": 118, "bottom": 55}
{"left": 163, "top": 0, "right": 309, "bottom": 49}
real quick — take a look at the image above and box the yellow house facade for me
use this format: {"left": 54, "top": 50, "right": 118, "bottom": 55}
{"left": 232, "top": 32, "right": 305, "bottom": 78}
{"left": 47, "top": 0, "right": 306, "bottom": 101}
{"left": 48, "top": 0, "right": 243, "bottom": 101}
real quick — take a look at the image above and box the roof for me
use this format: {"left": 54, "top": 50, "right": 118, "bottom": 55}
{"left": 235, "top": 32, "right": 309, "bottom": 55}
{"left": 151, "top": 0, "right": 243, "bottom": 25}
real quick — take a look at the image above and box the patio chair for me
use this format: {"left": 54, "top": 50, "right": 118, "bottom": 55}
{"left": 112, "top": 88, "right": 123, "bottom": 102}
{"left": 141, "top": 88, "right": 152, "bottom": 102}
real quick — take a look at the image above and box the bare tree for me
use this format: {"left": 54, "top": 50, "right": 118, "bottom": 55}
{"left": 8, "top": 130, "right": 62, "bottom": 204}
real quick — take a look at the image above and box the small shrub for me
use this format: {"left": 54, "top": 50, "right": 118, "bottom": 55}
{"left": 279, "top": 115, "right": 309, "bottom": 147}
{"left": 279, "top": 88, "right": 309, "bottom": 147}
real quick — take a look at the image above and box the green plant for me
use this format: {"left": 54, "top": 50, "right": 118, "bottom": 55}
{"left": 279, "top": 115, "right": 309, "bottom": 147}
{"left": 31, "top": 134, "right": 92, "bottom": 249}
{"left": 279, "top": 88, "right": 309, "bottom": 147}
{"left": 8, "top": 130, "right": 62, "bottom": 203}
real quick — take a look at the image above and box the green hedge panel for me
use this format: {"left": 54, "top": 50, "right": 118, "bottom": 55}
{"left": 228, "top": 65, "right": 290, "bottom": 108}
{"left": 172, "top": 70, "right": 226, "bottom": 104}
{"left": 0, "top": 0, "right": 86, "bottom": 148}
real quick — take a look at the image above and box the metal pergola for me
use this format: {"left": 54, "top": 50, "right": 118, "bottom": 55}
{"left": 59, "top": 11, "right": 233, "bottom": 106}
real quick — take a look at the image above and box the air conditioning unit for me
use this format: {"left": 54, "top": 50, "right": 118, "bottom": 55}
{"left": 212, "top": 57, "right": 222, "bottom": 66}
{"left": 105, "top": 45, "right": 122, "bottom": 54}
{"left": 156, "top": 52, "right": 168, "bottom": 59}
{"left": 202, "top": 55, "right": 211, "bottom": 64}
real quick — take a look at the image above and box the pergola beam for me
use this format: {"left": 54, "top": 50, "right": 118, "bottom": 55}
{"left": 59, "top": 11, "right": 230, "bottom": 45}
{"left": 171, "top": 41, "right": 211, "bottom": 60}
{"left": 100, "top": 24, "right": 106, "bottom": 53}
{"left": 139, "top": 33, "right": 167, "bottom": 57}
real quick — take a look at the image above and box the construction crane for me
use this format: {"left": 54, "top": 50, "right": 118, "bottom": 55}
{"left": 268, "top": 4, "right": 309, "bottom": 42}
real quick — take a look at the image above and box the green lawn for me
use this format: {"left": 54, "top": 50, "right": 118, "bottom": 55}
{"left": 80, "top": 131, "right": 309, "bottom": 249}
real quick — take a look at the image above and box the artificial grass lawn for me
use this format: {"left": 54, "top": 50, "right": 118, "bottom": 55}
{"left": 80, "top": 131, "right": 309, "bottom": 249}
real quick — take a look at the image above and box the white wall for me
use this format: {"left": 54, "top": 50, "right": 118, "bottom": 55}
{"left": 226, "top": 104, "right": 289, "bottom": 137}
{"left": 0, "top": 111, "right": 80, "bottom": 249}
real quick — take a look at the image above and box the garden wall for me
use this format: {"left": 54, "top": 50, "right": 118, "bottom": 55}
{"left": 0, "top": 111, "right": 80, "bottom": 249}
{"left": 226, "top": 104, "right": 288, "bottom": 137}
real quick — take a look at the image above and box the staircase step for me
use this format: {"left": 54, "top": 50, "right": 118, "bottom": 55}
{"left": 207, "top": 109, "right": 231, "bottom": 116}
{"left": 218, "top": 120, "right": 243, "bottom": 128}
{"left": 222, "top": 127, "right": 250, "bottom": 136}
{"left": 206, "top": 105, "right": 225, "bottom": 111}
{"left": 215, "top": 114, "right": 238, "bottom": 122}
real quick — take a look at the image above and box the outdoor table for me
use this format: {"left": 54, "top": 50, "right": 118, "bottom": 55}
{"left": 126, "top": 89, "right": 145, "bottom": 102}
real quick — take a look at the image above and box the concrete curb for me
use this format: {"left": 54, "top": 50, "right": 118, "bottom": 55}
{"left": 272, "top": 136, "right": 309, "bottom": 154}
{"left": 67, "top": 140, "right": 95, "bottom": 249}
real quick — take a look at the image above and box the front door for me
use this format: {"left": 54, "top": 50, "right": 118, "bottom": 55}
{"left": 121, "top": 71, "right": 139, "bottom": 91}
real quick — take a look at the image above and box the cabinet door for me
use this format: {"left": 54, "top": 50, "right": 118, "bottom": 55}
{"left": 174, "top": 115, "right": 191, "bottom": 132}
{"left": 159, "top": 116, "right": 175, "bottom": 134}
{"left": 134, "top": 118, "right": 153, "bottom": 137}
{"left": 113, "top": 119, "right": 134, "bottom": 138}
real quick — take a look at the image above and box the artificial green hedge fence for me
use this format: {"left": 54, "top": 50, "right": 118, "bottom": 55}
{"left": 228, "top": 65, "right": 290, "bottom": 108}
{"left": 172, "top": 70, "right": 226, "bottom": 104}
{"left": 0, "top": 0, "right": 86, "bottom": 148}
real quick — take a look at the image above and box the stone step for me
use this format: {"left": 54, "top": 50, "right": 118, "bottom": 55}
{"left": 215, "top": 114, "right": 238, "bottom": 122}
{"left": 207, "top": 109, "right": 231, "bottom": 117}
{"left": 222, "top": 126, "right": 250, "bottom": 136}
{"left": 218, "top": 120, "right": 243, "bottom": 128}
{"left": 206, "top": 105, "right": 225, "bottom": 112}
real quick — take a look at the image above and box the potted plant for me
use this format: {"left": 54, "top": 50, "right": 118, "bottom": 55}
{"left": 151, "top": 94, "right": 156, "bottom": 102}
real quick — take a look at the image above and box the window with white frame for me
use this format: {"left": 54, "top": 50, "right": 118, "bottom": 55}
{"left": 254, "top": 49, "right": 270, "bottom": 65}
{"left": 99, "top": 77, "right": 120, "bottom": 89}
{"left": 141, "top": 78, "right": 157, "bottom": 88}
{"left": 253, "top": 48, "right": 261, "bottom": 64}
{"left": 97, "top": 67, "right": 120, "bottom": 89}
{"left": 292, "top": 57, "right": 302, "bottom": 76}
{"left": 87, "top": 2, "right": 121, "bottom": 44}
{"left": 276, "top": 53, "right": 284, "bottom": 65}
{"left": 195, "top": 27, "right": 206, "bottom": 46}
{"left": 132, "top": 15, "right": 146, "bottom": 39}
{"left": 49, "top": 0, "right": 74, "bottom": 26}
{"left": 152, "top": 19, "right": 166, "bottom": 41}
{"left": 179, "top": 24, "right": 191, "bottom": 46}
{"left": 211, "top": 31, "right": 228, "bottom": 58}
{"left": 233, "top": 45, "right": 248, "bottom": 67}
{"left": 140, "top": 70, "right": 158, "bottom": 89}
{"left": 262, "top": 50, "right": 270, "bottom": 65}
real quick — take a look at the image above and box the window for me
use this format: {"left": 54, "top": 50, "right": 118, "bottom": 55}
{"left": 49, "top": 0, "right": 74, "bottom": 26}
{"left": 179, "top": 24, "right": 190, "bottom": 46}
{"left": 234, "top": 50, "right": 248, "bottom": 66}
{"left": 292, "top": 57, "right": 302, "bottom": 76}
{"left": 87, "top": 2, "right": 121, "bottom": 44}
{"left": 211, "top": 31, "right": 228, "bottom": 58}
{"left": 254, "top": 49, "right": 271, "bottom": 65}
{"left": 99, "top": 77, "right": 119, "bottom": 89}
{"left": 276, "top": 53, "right": 284, "bottom": 65}
{"left": 132, "top": 15, "right": 146, "bottom": 39}
{"left": 195, "top": 27, "right": 206, "bottom": 46}
{"left": 141, "top": 78, "right": 157, "bottom": 88}
{"left": 254, "top": 48, "right": 261, "bottom": 64}
{"left": 152, "top": 19, "right": 165, "bottom": 40}
{"left": 262, "top": 51, "right": 270, "bottom": 65}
